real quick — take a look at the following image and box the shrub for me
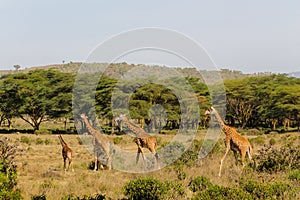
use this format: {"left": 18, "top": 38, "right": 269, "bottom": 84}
{"left": 158, "top": 141, "right": 185, "bottom": 166}
{"left": 239, "top": 179, "right": 296, "bottom": 199}
{"left": 44, "top": 138, "right": 51, "bottom": 145}
{"left": 123, "top": 177, "right": 167, "bottom": 200}
{"left": 20, "top": 136, "right": 31, "bottom": 144}
{"left": 255, "top": 145, "right": 300, "bottom": 173}
{"left": 35, "top": 138, "right": 44, "bottom": 145}
{"left": 0, "top": 137, "right": 23, "bottom": 199}
{"left": 269, "top": 138, "right": 276, "bottom": 146}
{"left": 62, "top": 193, "right": 106, "bottom": 200}
{"left": 249, "top": 136, "right": 265, "bottom": 145}
{"left": 288, "top": 169, "right": 300, "bottom": 181}
{"left": 113, "top": 137, "right": 123, "bottom": 145}
{"left": 123, "top": 177, "right": 185, "bottom": 200}
{"left": 188, "top": 176, "right": 213, "bottom": 192}
{"left": 193, "top": 185, "right": 251, "bottom": 200}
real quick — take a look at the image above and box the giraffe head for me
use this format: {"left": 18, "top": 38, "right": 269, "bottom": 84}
{"left": 80, "top": 113, "right": 88, "bottom": 119}
{"left": 117, "top": 114, "right": 128, "bottom": 122}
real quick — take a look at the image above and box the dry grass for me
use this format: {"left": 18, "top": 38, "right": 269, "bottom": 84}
{"left": 2, "top": 130, "right": 299, "bottom": 199}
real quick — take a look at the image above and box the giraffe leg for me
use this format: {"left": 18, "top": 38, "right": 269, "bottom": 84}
{"left": 136, "top": 148, "right": 140, "bottom": 164}
{"left": 104, "top": 147, "right": 111, "bottom": 170}
{"left": 63, "top": 157, "right": 67, "bottom": 172}
{"left": 154, "top": 152, "right": 160, "bottom": 169}
{"left": 149, "top": 146, "right": 160, "bottom": 169}
{"left": 219, "top": 146, "right": 230, "bottom": 177}
{"left": 94, "top": 152, "right": 98, "bottom": 171}
{"left": 136, "top": 146, "right": 146, "bottom": 166}
{"left": 240, "top": 150, "right": 246, "bottom": 174}
{"left": 233, "top": 150, "right": 239, "bottom": 166}
{"left": 67, "top": 159, "right": 72, "bottom": 171}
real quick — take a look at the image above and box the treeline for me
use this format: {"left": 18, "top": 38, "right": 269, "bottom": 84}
{"left": 0, "top": 69, "right": 299, "bottom": 132}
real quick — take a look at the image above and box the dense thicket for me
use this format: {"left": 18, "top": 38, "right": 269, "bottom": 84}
{"left": 0, "top": 69, "right": 299, "bottom": 131}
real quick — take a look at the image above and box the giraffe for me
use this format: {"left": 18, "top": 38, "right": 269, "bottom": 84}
{"left": 58, "top": 134, "right": 74, "bottom": 172}
{"left": 205, "top": 107, "right": 253, "bottom": 177}
{"left": 117, "top": 114, "right": 159, "bottom": 169}
{"left": 80, "top": 114, "right": 112, "bottom": 170}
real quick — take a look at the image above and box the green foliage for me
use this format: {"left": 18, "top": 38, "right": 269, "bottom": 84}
{"left": 224, "top": 74, "right": 300, "bottom": 129}
{"left": 113, "top": 136, "right": 123, "bottom": 145}
{"left": 188, "top": 176, "right": 212, "bottom": 192}
{"left": 0, "top": 137, "right": 23, "bottom": 199}
{"left": 123, "top": 177, "right": 166, "bottom": 200}
{"left": 35, "top": 138, "right": 44, "bottom": 145}
{"left": 20, "top": 136, "right": 31, "bottom": 144}
{"left": 31, "top": 194, "right": 46, "bottom": 200}
{"left": 0, "top": 70, "right": 74, "bottom": 130}
{"left": 123, "top": 177, "right": 185, "bottom": 200}
{"left": 249, "top": 136, "right": 265, "bottom": 145}
{"left": 158, "top": 141, "right": 186, "bottom": 166}
{"left": 239, "top": 179, "right": 296, "bottom": 199}
{"left": 255, "top": 145, "right": 300, "bottom": 173}
{"left": 193, "top": 184, "right": 251, "bottom": 200}
{"left": 190, "top": 176, "right": 298, "bottom": 200}
{"left": 269, "top": 138, "right": 276, "bottom": 146}
{"left": 288, "top": 169, "right": 300, "bottom": 181}
{"left": 62, "top": 193, "right": 106, "bottom": 200}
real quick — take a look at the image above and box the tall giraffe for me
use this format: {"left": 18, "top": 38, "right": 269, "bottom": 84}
{"left": 205, "top": 107, "right": 253, "bottom": 177}
{"left": 117, "top": 114, "right": 159, "bottom": 169}
{"left": 80, "top": 114, "right": 112, "bottom": 170}
{"left": 58, "top": 134, "right": 74, "bottom": 172}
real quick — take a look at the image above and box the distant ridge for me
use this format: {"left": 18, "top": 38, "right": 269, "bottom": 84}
{"left": 0, "top": 62, "right": 276, "bottom": 81}
{"left": 289, "top": 71, "right": 300, "bottom": 78}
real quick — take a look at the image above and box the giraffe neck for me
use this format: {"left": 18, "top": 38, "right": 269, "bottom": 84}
{"left": 212, "top": 108, "right": 225, "bottom": 127}
{"left": 82, "top": 117, "right": 97, "bottom": 136}
{"left": 123, "top": 118, "right": 143, "bottom": 137}
{"left": 58, "top": 135, "right": 67, "bottom": 148}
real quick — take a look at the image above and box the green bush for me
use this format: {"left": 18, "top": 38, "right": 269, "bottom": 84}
{"left": 239, "top": 179, "right": 296, "bottom": 199}
{"left": 20, "top": 136, "right": 31, "bottom": 144}
{"left": 0, "top": 137, "right": 23, "bottom": 199}
{"left": 188, "top": 176, "right": 212, "bottom": 192}
{"left": 158, "top": 141, "right": 185, "bottom": 166}
{"left": 35, "top": 138, "right": 44, "bottom": 145}
{"left": 44, "top": 138, "right": 51, "bottom": 145}
{"left": 62, "top": 193, "right": 106, "bottom": 200}
{"left": 269, "top": 138, "right": 276, "bottom": 146}
{"left": 193, "top": 185, "right": 251, "bottom": 200}
{"left": 249, "top": 136, "right": 265, "bottom": 145}
{"left": 113, "top": 137, "right": 123, "bottom": 145}
{"left": 255, "top": 146, "right": 300, "bottom": 173}
{"left": 288, "top": 169, "right": 300, "bottom": 181}
{"left": 123, "top": 177, "right": 185, "bottom": 200}
{"left": 124, "top": 177, "right": 166, "bottom": 200}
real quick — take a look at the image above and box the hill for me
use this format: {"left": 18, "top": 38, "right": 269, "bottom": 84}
{"left": 0, "top": 62, "right": 273, "bottom": 81}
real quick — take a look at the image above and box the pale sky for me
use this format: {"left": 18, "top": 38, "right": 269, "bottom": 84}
{"left": 0, "top": 0, "right": 299, "bottom": 73}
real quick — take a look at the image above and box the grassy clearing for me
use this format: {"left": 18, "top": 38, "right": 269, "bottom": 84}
{"left": 2, "top": 130, "right": 299, "bottom": 199}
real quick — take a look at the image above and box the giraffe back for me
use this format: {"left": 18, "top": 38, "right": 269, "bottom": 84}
{"left": 222, "top": 125, "right": 251, "bottom": 149}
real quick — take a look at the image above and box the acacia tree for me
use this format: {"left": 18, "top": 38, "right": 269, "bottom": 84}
{"left": 0, "top": 81, "right": 22, "bottom": 128}
{"left": 225, "top": 78, "right": 257, "bottom": 128}
{"left": 0, "top": 70, "right": 74, "bottom": 130}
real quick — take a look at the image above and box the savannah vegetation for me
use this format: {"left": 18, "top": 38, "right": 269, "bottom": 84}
{"left": 0, "top": 63, "right": 299, "bottom": 199}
